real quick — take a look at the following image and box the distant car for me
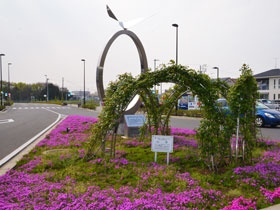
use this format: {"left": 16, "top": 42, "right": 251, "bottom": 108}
{"left": 216, "top": 98, "right": 228, "bottom": 108}
{"left": 257, "top": 99, "right": 279, "bottom": 110}
{"left": 256, "top": 102, "right": 280, "bottom": 127}
{"left": 216, "top": 99, "right": 280, "bottom": 127}
{"left": 178, "top": 99, "right": 188, "bottom": 110}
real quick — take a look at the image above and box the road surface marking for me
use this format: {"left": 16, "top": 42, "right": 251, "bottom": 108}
{"left": 0, "top": 119, "right": 14, "bottom": 124}
{"left": 42, "top": 108, "right": 67, "bottom": 118}
{"left": 9, "top": 107, "right": 72, "bottom": 110}
{"left": 0, "top": 111, "right": 62, "bottom": 167}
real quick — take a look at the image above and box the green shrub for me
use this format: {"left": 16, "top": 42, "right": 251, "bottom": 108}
{"left": 4, "top": 101, "right": 13, "bottom": 106}
{"left": 173, "top": 109, "right": 204, "bottom": 118}
{"left": 184, "top": 109, "right": 204, "bottom": 117}
{"left": 0, "top": 105, "right": 5, "bottom": 111}
{"left": 31, "top": 100, "right": 64, "bottom": 105}
{"left": 82, "top": 100, "right": 98, "bottom": 110}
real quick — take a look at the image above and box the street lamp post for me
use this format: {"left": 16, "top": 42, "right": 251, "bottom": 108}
{"left": 62, "top": 77, "right": 64, "bottom": 103}
{"left": 81, "top": 59, "right": 86, "bottom": 105}
{"left": 45, "top": 75, "right": 49, "bottom": 102}
{"left": 0, "top": 54, "right": 5, "bottom": 106}
{"left": 8, "top": 63, "right": 12, "bottom": 99}
{"left": 172, "top": 24, "right": 179, "bottom": 65}
{"left": 172, "top": 23, "right": 179, "bottom": 115}
{"left": 213, "top": 67, "right": 219, "bottom": 79}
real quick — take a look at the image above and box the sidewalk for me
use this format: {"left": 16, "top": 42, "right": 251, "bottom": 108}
{"left": 262, "top": 204, "right": 280, "bottom": 210}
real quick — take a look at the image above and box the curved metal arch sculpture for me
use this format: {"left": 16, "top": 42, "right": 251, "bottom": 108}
{"left": 96, "top": 30, "right": 148, "bottom": 114}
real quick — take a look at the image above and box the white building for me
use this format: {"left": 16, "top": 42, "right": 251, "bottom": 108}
{"left": 254, "top": 69, "right": 280, "bottom": 101}
{"left": 71, "top": 90, "right": 91, "bottom": 100}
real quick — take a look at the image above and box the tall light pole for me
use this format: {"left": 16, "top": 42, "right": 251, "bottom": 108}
{"left": 172, "top": 23, "right": 179, "bottom": 65}
{"left": 62, "top": 77, "right": 64, "bottom": 103}
{"left": 8, "top": 63, "right": 12, "bottom": 98}
{"left": 81, "top": 59, "right": 86, "bottom": 105}
{"left": 0, "top": 54, "right": 5, "bottom": 106}
{"left": 154, "top": 59, "right": 159, "bottom": 94}
{"left": 172, "top": 23, "right": 179, "bottom": 115}
{"left": 45, "top": 75, "right": 49, "bottom": 102}
{"left": 213, "top": 67, "right": 219, "bottom": 79}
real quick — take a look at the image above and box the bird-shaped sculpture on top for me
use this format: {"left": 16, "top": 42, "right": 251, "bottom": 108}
{"left": 97, "top": 5, "right": 150, "bottom": 115}
{"left": 106, "top": 5, "right": 150, "bottom": 30}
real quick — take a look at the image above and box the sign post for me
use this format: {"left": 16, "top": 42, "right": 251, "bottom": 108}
{"left": 151, "top": 135, "right": 173, "bottom": 165}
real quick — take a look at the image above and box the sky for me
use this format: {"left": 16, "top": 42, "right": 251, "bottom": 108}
{"left": 1, "top": 0, "right": 280, "bottom": 93}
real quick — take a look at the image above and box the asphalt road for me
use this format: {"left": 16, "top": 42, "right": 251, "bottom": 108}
{"left": 0, "top": 103, "right": 58, "bottom": 160}
{"left": 170, "top": 116, "right": 280, "bottom": 140}
{"left": 0, "top": 103, "right": 279, "bottom": 164}
{"left": 0, "top": 103, "right": 99, "bottom": 161}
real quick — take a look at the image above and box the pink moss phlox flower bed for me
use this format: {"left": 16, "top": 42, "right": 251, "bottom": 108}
{"left": 0, "top": 169, "right": 223, "bottom": 209}
{"left": 37, "top": 116, "right": 97, "bottom": 148}
{"left": 1, "top": 115, "right": 280, "bottom": 209}
{"left": 170, "top": 127, "right": 196, "bottom": 136}
{"left": 151, "top": 127, "right": 196, "bottom": 136}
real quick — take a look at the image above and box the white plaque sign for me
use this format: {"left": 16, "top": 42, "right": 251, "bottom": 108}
{"left": 152, "top": 135, "right": 173, "bottom": 153}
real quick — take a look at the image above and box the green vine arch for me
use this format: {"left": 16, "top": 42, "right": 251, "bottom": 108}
{"left": 85, "top": 63, "right": 257, "bottom": 171}
{"left": 87, "top": 65, "right": 224, "bottom": 153}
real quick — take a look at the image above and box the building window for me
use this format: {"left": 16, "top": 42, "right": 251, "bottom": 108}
{"left": 257, "top": 79, "right": 269, "bottom": 90}
{"left": 279, "top": 79, "right": 280, "bottom": 89}
{"left": 274, "top": 79, "right": 276, "bottom": 89}
{"left": 274, "top": 94, "right": 276, "bottom": 100}
{"left": 260, "top": 93, "right": 269, "bottom": 99}
{"left": 278, "top": 94, "right": 280, "bottom": 99}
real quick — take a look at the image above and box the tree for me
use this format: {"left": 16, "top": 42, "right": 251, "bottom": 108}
{"left": 31, "top": 83, "right": 44, "bottom": 101}
{"left": 40, "top": 83, "right": 61, "bottom": 101}
{"left": 8, "top": 81, "right": 64, "bottom": 102}
{"left": 11, "top": 82, "right": 32, "bottom": 102}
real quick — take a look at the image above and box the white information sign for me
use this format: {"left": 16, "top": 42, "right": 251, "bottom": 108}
{"left": 151, "top": 135, "right": 174, "bottom": 165}
{"left": 152, "top": 135, "right": 173, "bottom": 153}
